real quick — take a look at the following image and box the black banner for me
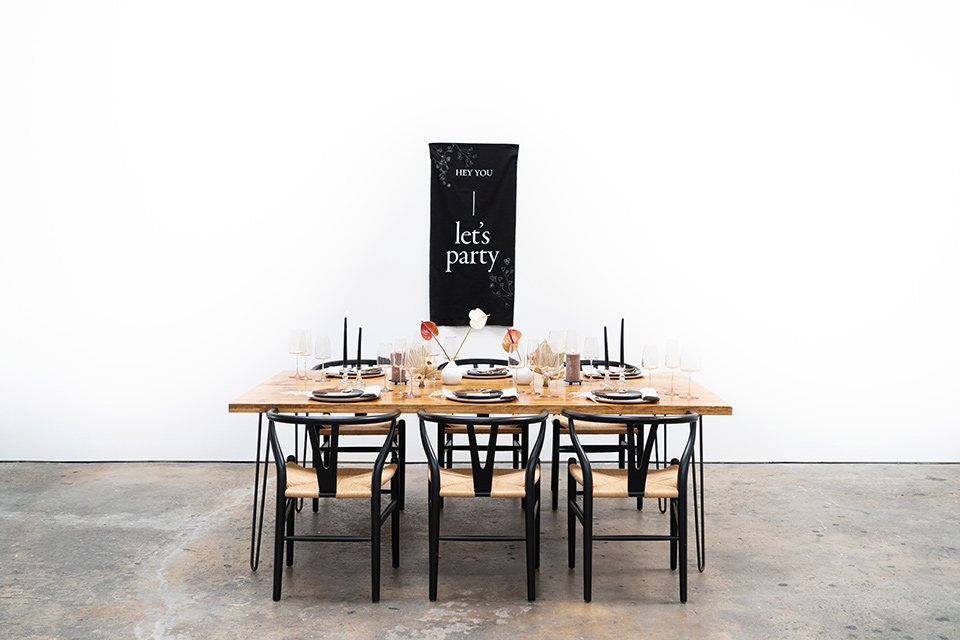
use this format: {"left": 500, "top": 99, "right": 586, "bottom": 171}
{"left": 429, "top": 142, "right": 518, "bottom": 327}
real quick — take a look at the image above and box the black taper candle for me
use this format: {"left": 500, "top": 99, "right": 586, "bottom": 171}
{"left": 603, "top": 325, "right": 609, "bottom": 370}
{"left": 343, "top": 315, "right": 348, "bottom": 367}
{"left": 357, "top": 325, "right": 363, "bottom": 370}
{"left": 620, "top": 317, "right": 625, "bottom": 366}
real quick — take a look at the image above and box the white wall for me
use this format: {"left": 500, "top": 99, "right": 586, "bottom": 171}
{"left": 2, "top": 1, "right": 958, "bottom": 462}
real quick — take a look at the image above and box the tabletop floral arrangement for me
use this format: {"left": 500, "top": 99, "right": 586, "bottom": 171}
{"left": 404, "top": 344, "right": 439, "bottom": 386}
{"left": 529, "top": 339, "right": 565, "bottom": 390}
{"left": 502, "top": 328, "right": 522, "bottom": 355}
{"left": 420, "top": 308, "right": 490, "bottom": 362}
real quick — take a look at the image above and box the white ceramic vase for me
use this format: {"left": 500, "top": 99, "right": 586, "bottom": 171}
{"left": 441, "top": 362, "right": 463, "bottom": 385}
{"left": 514, "top": 366, "right": 534, "bottom": 385}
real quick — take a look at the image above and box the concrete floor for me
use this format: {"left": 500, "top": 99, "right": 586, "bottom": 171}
{"left": 0, "top": 463, "right": 957, "bottom": 640}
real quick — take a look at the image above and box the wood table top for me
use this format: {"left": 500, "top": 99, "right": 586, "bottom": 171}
{"left": 228, "top": 370, "right": 732, "bottom": 416}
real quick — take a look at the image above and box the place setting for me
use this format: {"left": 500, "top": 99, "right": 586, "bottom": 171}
{"left": 462, "top": 367, "right": 511, "bottom": 380}
{"left": 442, "top": 386, "right": 520, "bottom": 404}
{"left": 309, "top": 385, "right": 383, "bottom": 403}
{"left": 587, "top": 387, "right": 660, "bottom": 405}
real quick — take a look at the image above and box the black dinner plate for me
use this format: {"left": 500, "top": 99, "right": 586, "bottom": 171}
{"left": 454, "top": 388, "right": 503, "bottom": 400}
{"left": 584, "top": 367, "right": 641, "bottom": 379}
{"left": 592, "top": 389, "right": 643, "bottom": 401}
{"left": 466, "top": 368, "right": 509, "bottom": 376}
{"left": 312, "top": 389, "right": 364, "bottom": 399}
{"left": 325, "top": 367, "right": 383, "bottom": 377}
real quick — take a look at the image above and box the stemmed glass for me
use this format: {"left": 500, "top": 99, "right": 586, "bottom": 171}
{"left": 664, "top": 339, "right": 680, "bottom": 396}
{"left": 507, "top": 338, "right": 524, "bottom": 375}
{"left": 390, "top": 338, "right": 407, "bottom": 389}
{"left": 377, "top": 342, "right": 392, "bottom": 367}
{"left": 390, "top": 347, "right": 407, "bottom": 396}
{"left": 539, "top": 335, "right": 565, "bottom": 397}
{"left": 642, "top": 343, "right": 659, "bottom": 390}
{"left": 680, "top": 343, "right": 701, "bottom": 400}
{"left": 314, "top": 336, "right": 331, "bottom": 381}
{"left": 564, "top": 330, "right": 579, "bottom": 383}
{"left": 299, "top": 330, "right": 312, "bottom": 380}
{"left": 548, "top": 330, "right": 565, "bottom": 356}
{"left": 404, "top": 345, "right": 422, "bottom": 398}
{"left": 287, "top": 330, "right": 307, "bottom": 380}
{"left": 443, "top": 335, "right": 459, "bottom": 364}
{"left": 583, "top": 336, "right": 600, "bottom": 378}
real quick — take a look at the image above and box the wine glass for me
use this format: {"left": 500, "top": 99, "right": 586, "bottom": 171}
{"left": 664, "top": 339, "right": 680, "bottom": 396}
{"left": 390, "top": 347, "right": 406, "bottom": 394}
{"left": 299, "top": 329, "right": 312, "bottom": 380}
{"left": 507, "top": 337, "right": 524, "bottom": 370}
{"left": 548, "top": 330, "right": 565, "bottom": 355}
{"left": 314, "top": 336, "right": 331, "bottom": 381}
{"left": 583, "top": 336, "right": 600, "bottom": 378}
{"left": 565, "top": 330, "right": 578, "bottom": 353}
{"left": 642, "top": 343, "right": 659, "bottom": 390}
{"left": 443, "top": 335, "right": 459, "bottom": 363}
{"left": 377, "top": 342, "right": 392, "bottom": 367}
{"left": 539, "top": 339, "right": 564, "bottom": 398}
{"left": 389, "top": 338, "right": 407, "bottom": 388}
{"left": 287, "top": 330, "right": 305, "bottom": 379}
{"left": 680, "top": 343, "right": 701, "bottom": 400}
{"left": 404, "top": 345, "right": 422, "bottom": 398}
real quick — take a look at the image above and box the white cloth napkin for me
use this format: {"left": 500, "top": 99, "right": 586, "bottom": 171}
{"left": 361, "top": 385, "right": 382, "bottom": 397}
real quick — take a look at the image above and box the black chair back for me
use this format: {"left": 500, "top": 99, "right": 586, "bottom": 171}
{"left": 561, "top": 410, "right": 699, "bottom": 497}
{"left": 579, "top": 359, "right": 638, "bottom": 371}
{"left": 312, "top": 358, "right": 381, "bottom": 371}
{"left": 438, "top": 357, "right": 508, "bottom": 370}
{"left": 266, "top": 409, "right": 401, "bottom": 496}
{"left": 418, "top": 410, "right": 549, "bottom": 497}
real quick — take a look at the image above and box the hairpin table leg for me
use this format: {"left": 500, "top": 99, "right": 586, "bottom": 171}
{"left": 250, "top": 413, "right": 269, "bottom": 571}
{"left": 691, "top": 415, "right": 705, "bottom": 572}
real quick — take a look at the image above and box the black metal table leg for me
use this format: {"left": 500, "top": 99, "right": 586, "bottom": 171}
{"left": 691, "top": 415, "right": 705, "bottom": 572}
{"left": 250, "top": 413, "right": 270, "bottom": 571}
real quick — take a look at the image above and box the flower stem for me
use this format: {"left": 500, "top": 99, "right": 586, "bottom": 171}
{"left": 453, "top": 327, "right": 472, "bottom": 360}
{"left": 432, "top": 336, "right": 451, "bottom": 361}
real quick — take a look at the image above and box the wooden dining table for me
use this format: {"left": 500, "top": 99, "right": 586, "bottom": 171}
{"left": 229, "top": 369, "right": 732, "bottom": 572}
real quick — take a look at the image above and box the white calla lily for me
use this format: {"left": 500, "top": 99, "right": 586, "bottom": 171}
{"left": 469, "top": 308, "right": 490, "bottom": 330}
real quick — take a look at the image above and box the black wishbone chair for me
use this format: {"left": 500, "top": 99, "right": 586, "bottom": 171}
{"left": 551, "top": 360, "right": 662, "bottom": 511}
{"left": 436, "top": 358, "right": 525, "bottom": 471}
{"left": 267, "top": 409, "right": 402, "bottom": 602}
{"left": 417, "top": 409, "right": 549, "bottom": 602}
{"left": 308, "top": 359, "right": 405, "bottom": 512}
{"left": 564, "top": 409, "right": 699, "bottom": 603}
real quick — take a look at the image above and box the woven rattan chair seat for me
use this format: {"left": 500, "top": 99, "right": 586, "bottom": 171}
{"left": 308, "top": 421, "right": 394, "bottom": 435}
{"left": 569, "top": 464, "right": 679, "bottom": 499}
{"left": 284, "top": 461, "right": 397, "bottom": 499}
{"left": 553, "top": 414, "right": 627, "bottom": 435}
{"left": 429, "top": 465, "right": 540, "bottom": 498}
{"left": 443, "top": 424, "right": 522, "bottom": 434}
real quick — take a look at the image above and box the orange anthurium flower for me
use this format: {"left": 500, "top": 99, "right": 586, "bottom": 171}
{"left": 502, "top": 328, "right": 522, "bottom": 352}
{"left": 420, "top": 321, "right": 439, "bottom": 341}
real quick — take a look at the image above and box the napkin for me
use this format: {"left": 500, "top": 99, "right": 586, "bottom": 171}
{"left": 637, "top": 387, "right": 659, "bottom": 402}
{"left": 443, "top": 387, "right": 518, "bottom": 401}
{"left": 467, "top": 367, "right": 509, "bottom": 375}
{"left": 590, "top": 387, "right": 660, "bottom": 403}
{"left": 314, "top": 385, "right": 381, "bottom": 399}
